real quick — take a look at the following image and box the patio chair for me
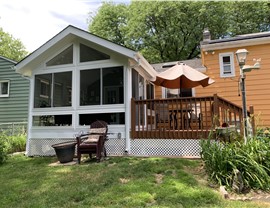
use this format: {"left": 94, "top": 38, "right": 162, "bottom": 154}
{"left": 155, "top": 103, "right": 172, "bottom": 129}
{"left": 187, "top": 103, "right": 203, "bottom": 129}
{"left": 76, "top": 120, "right": 108, "bottom": 163}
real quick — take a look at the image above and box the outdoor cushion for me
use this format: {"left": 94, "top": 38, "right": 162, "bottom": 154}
{"left": 83, "top": 135, "right": 100, "bottom": 143}
{"left": 89, "top": 127, "right": 106, "bottom": 134}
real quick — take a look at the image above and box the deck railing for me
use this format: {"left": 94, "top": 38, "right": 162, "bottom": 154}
{"left": 131, "top": 94, "right": 255, "bottom": 139}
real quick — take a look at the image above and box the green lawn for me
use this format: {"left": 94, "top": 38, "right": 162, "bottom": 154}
{"left": 0, "top": 154, "right": 269, "bottom": 208}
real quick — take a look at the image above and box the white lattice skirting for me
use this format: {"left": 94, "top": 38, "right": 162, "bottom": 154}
{"left": 27, "top": 138, "right": 201, "bottom": 157}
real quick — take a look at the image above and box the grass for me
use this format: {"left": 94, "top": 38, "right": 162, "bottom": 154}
{"left": 0, "top": 154, "right": 269, "bottom": 208}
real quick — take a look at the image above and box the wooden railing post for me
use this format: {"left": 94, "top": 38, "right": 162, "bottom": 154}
{"left": 213, "top": 94, "right": 220, "bottom": 127}
{"left": 249, "top": 105, "right": 255, "bottom": 136}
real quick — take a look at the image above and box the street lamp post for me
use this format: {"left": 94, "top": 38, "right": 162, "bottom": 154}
{"left": 235, "top": 49, "right": 260, "bottom": 144}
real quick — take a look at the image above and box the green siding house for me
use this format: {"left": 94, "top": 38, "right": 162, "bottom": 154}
{"left": 0, "top": 55, "right": 29, "bottom": 128}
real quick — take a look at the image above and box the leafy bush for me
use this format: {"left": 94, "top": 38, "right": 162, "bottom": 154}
{"left": 4, "top": 134, "right": 27, "bottom": 154}
{"left": 255, "top": 127, "right": 270, "bottom": 142}
{"left": 200, "top": 137, "right": 270, "bottom": 192}
{"left": 0, "top": 136, "right": 8, "bottom": 165}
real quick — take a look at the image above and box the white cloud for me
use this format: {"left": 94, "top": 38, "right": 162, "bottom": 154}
{"left": 0, "top": 0, "right": 102, "bottom": 52}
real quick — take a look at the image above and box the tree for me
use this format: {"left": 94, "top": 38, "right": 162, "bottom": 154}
{"left": 88, "top": 1, "right": 270, "bottom": 63}
{"left": 0, "top": 27, "right": 28, "bottom": 62}
{"left": 127, "top": 1, "right": 228, "bottom": 62}
{"left": 226, "top": 1, "right": 270, "bottom": 36}
{"left": 88, "top": 2, "right": 129, "bottom": 46}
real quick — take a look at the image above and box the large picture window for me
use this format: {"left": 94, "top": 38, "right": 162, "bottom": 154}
{"left": 0, "top": 80, "right": 10, "bottom": 97}
{"left": 80, "top": 66, "right": 123, "bottom": 105}
{"left": 34, "top": 72, "right": 72, "bottom": 108}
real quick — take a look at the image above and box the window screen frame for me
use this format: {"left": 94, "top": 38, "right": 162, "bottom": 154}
{"left": 219, "top": 52, "right": 235, "bottom": 78}
{"left": 0, "top": 80, "right": 10, "bottom": 97}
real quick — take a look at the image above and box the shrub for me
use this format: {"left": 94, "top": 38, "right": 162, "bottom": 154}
{"left": 200, "top": 137, "right": 270, "bottom": 192}
{"left": 0, "top": 136, "right": 8, "bottom": 165}
{"left": 5, "top": 134, "right": 26, "bottom": 153}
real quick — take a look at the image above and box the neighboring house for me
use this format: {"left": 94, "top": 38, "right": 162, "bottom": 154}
{"left": 15, "top": 25, "right": 157, "bottom": 156}
{"left": 0, "top": 56, "right": 29, "bottom": 129}
{"left": 199, "top": 29, "right": 270, "bottom": 127}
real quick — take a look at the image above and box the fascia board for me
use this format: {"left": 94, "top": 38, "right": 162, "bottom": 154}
{"left": 201, "top": 36, "right": 270, "bottom": 51}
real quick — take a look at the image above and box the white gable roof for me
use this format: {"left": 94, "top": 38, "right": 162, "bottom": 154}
{"left": 15, "top": 25, "right": 156, "bottom": 78}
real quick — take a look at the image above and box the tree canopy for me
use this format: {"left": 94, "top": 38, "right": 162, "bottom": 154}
{"left": 0, "top": 27, "right": 28, "bottom": 62}
{"left": 88, "top": 1, "right": 270, "bottom": 63}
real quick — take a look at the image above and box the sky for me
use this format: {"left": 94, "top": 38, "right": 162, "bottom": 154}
{"left": 0, "top": 0, "right": 129, "bottom": 53}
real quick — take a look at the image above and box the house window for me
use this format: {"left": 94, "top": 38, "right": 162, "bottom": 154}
{"left": 165, "top": 88, "right": 192, "bottom": 98}
{"left": 40, "top": 80, "right": 50, "bottom": 98}
{"left": 146, "top": 82, "right": 154, "bottom": 99}
{"left": 79, "top": 43, "right": 110, "bottom": 62}
{"left": 33, "top": 115, "right": 72, "bottom": 126}
{"left": 219, "top": 53, "right": 235, "bottom": 77}
{"left": 46, "top": 45, "right": 73, "bottom": 66}
{"left": 132, "top": 69, "right": 145, "bottom": 100}
{"left": 34, "top": 71, "right": 72, "bottom": 108}
{"left": 80, "top": 66, "right": 123, "bottom": 106}
{"left": 0, "top": 80, "right": 9, "bottom": 97}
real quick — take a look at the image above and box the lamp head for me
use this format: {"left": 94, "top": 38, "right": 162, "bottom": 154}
{"left": 236, "top": 49, "right": 249, "bottom": 66}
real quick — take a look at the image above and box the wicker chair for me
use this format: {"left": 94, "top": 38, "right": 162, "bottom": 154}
{"left": 76, "top": 120, "right": 108, "bottom": 163}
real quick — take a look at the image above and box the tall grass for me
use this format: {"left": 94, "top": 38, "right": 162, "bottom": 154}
{"left": 200, "top": 137, "right": 270, "bottom": 192}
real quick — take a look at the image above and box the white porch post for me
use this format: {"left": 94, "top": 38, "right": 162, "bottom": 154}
{"left": 25, "top": 77, "right": 34, "bottom": 156}
{"left": 125, "top": 65, "right": 132, "bottom": 153}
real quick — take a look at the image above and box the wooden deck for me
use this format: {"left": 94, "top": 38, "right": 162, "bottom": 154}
{"left": 131, "top": 94, "right": 255, "bottom": 139}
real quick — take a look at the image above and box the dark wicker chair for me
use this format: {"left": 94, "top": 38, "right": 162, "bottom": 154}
{"left": 76, "top": 120, "right": 108, "bottom": 163}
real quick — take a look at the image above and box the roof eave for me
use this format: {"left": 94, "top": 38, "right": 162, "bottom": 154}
{"left": 134, "top": 53, "right": 157, "bottom": 78}
{"left": 200, "top": 36, "right": 270, "bottom": 51}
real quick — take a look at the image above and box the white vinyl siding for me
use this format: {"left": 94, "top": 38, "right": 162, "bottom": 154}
{"left": 219, "top": 53, "right": 235, "bottom": 77}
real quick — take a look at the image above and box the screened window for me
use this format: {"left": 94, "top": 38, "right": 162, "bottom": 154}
{"left": 80, "top": 43, "right": 110, "bottom": 62}
{"left": 79, "top": 113, "right": 125, "bottom": 125}
{"left": 146, "top": 82, "right": 154, "bottom": 99}
{"left": 33, "top": 115, "right": 72, "bottom": 126}
{"left": 80, "top": 69, "right": 100, "bottom": 105}
{"left": 219, "top": 53, "right": 235, "bottom": 77}
{"left": 103, "top": 67, "right": 123, "bottom": 104}
{"left": 80, "top": 66, "right": 123, "bottom": 105}
{"left": 132, "top": 69, "right": 145, "bottom": 100}
{"left": 0, "top": 80, "right": 9, "bottom": 97}
{"left": 34, "top": 72, "right": 72, "bottom": 108}
{"left": 46, "top": 45, "right": 73, "bottom": 66}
